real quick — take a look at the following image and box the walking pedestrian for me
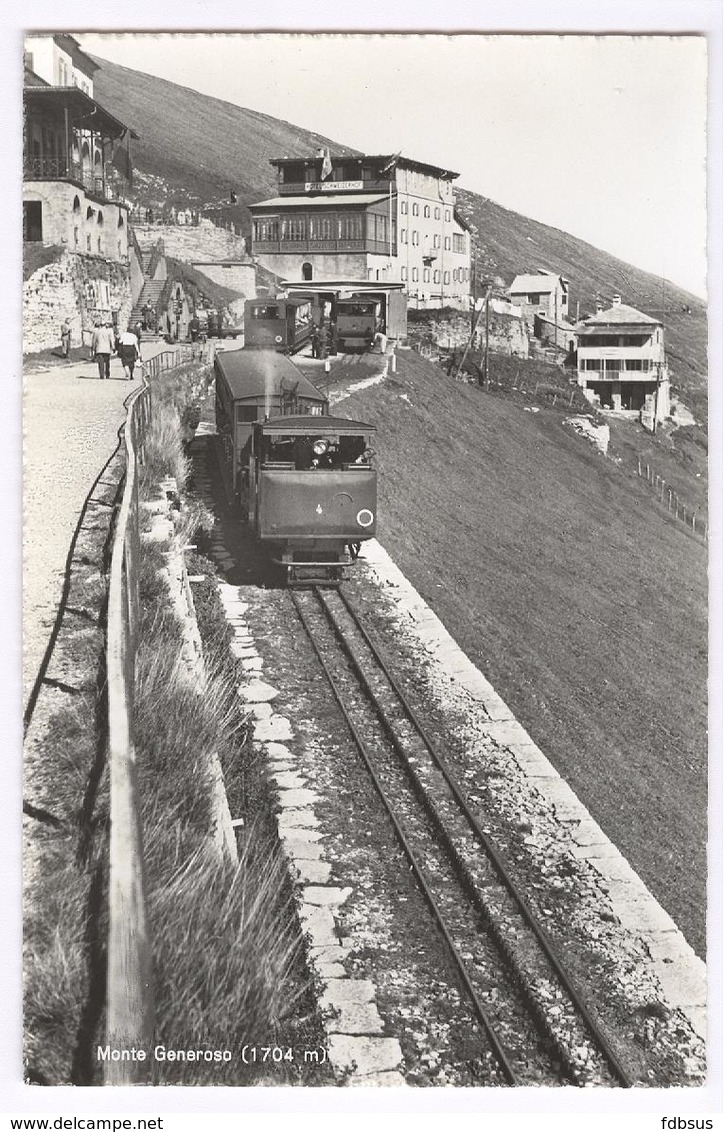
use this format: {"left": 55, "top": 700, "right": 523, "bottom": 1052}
{"left": 116, "top": 328, "right": 141, "bottom": 380}
{"left": 90, "top": 321, "right": 115, "bottom": 379}
{"left": 60, "top": 319, "right": 71, "bottom": 358}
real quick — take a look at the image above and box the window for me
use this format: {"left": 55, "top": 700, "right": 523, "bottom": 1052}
{"left": 411, "top": 267, "right": 419, "bottom": 282}
{"left": 445, "top": 209, "right": 451, "bottom": 222}
{"left": 453, "top": 233, "right": 465, "bottom": 254}
{"left": 309, "top": 213, "right": 334, "bottom": 240}
{"left": 433, "top": 270, "right": 440, "bottom": 283}
{"left": 624, "top": 359, "right": 651, "bottom": 372}
{"left": 604, "top": 358, "right": 622, "bottom": 372}
{"left": 444, "top": 236, "right": 451, "bottom": 251}
{"left": 412, "top": 202, "right": 419, "bottom": 216}
{"left": 443, "top": 271, "right": 450, "bottom": 284}
{"left": 423, "top": 267, "right": 431, "bottom": 282}
{"left": 412, "top": 230, "right": 419, "bottom": 246}
{"left": 434, "top": 207, "right": 441, "bottom": 220}
{"left": 400, "top": 201, "right": 407, "bottom": 214}
{"left": 400, "top": 229, "right": 407, "bottom": 244}
{"left": 401, "top": 267, "right": 407, "bottom": 281}
{"left": 433, "top": 234, "right": 441, "bottom": 249}
{"left": 338, "top": 213, "right": 362, "bottom": 240}
{"left": 282, "top": 215, "right": 307, "bottom": 241}
{"left": 528, "top": 292, "right": 541, "bottom": 304}
{"left": 583, "top": 359, "right": 602, "bottom": 371}
{"left": 302, "top": 262, "right": 313, "bottom": 281}
{"left": 423, "top": 204, "right": 430, "bottom": 218}
{"left": 253, "top": 217, "right": 279, "bottom": 242}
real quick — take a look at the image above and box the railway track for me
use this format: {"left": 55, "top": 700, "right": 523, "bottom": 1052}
{"left": 291, "top": 584, "right": 636, "bottom": 1088}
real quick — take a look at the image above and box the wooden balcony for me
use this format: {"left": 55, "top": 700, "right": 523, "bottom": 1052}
{"left": 23, "top": 156, "right": 130, "bottom": 204}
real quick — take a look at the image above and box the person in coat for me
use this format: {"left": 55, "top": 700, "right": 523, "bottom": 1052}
{"left": 90, "top": 321, "right": 115, "bottom": 379}
{"left": 116, "top": 328, "right": 142, "bottom": 380}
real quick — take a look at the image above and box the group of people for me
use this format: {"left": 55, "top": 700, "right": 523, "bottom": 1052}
{"left": 140, "top": 303, "right": 158, "bottom": 332}
{"left": 89, "top": 320, "right": 143, "bottom": 381}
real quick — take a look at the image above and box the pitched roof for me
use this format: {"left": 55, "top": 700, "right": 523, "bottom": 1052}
{"left": 579, "top": 302, "right": 661, "bottom": 327}
{"left": 509, "top": 272, "right": 565, "bottom": 293}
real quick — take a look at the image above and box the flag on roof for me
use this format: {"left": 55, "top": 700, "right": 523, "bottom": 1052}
{"left": 381, "top": 152, "right": 401, "bottom": 174}
{"left": 321, "top": 147, "right": 333, "bottom": 180}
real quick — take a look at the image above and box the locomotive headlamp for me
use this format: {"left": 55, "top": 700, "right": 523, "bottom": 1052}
{"left": 313, "top": 439, "right": 330, "bottom": 456}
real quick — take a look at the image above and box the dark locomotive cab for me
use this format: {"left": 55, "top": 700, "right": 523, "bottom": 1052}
{"left": 249, "top": 416, "right": 377, "bottom": 584}
{"left": 214, "top": 347, "right": 377, "bottom": 585}
{"left": 244, "top": 297, "right": 314, "bottom": 354}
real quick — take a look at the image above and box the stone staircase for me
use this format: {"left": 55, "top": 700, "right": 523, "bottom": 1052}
{"left": 129, "top": 278, "right": 165, "bottom": 339}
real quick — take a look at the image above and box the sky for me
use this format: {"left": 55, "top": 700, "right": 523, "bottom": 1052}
{"left": 73, "top": 30, "right": 711, "bottom": 298}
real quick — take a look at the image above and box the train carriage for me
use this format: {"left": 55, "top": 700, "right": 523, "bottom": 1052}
{"left": 214, "top": 348, "right": 377, "bottom": 585}
{"left": 214, "top": 348, "right": 327, "bottom": 501}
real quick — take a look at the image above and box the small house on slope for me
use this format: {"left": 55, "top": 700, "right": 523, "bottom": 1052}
{"left": 576, "top": 296, "right": 670, "bottom": 425}
{"left": 508, "top": 270, "right": 569, "bottom": 329}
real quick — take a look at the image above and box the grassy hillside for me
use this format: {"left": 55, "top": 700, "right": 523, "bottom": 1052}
{"left": 344, "top": 351, "right": 708, "bottom": 957}
{"left": 91, "top": 56, "right": 359, "bottom": 216}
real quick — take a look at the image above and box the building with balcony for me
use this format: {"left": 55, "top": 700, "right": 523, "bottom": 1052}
{"left": 22, "top": 36, "right": 139, "bottom": 352}
{"left": 508, "top": 270, "right": 570, "bottom": 329}
{"left": 23, "top": 36, "right": 136, "bottom": 262}
{"left": 576, "top": 296, "right": 670, "bottom": 423}
{"left": 249, "top": 152, "right": 471, "bottom": 309}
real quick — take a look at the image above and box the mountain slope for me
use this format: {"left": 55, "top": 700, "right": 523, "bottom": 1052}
{"left": 92, "top": 55, "right": 707, "bottom": 416}
{"left": 92, "top": 56, "right": 359, "bottom": 209}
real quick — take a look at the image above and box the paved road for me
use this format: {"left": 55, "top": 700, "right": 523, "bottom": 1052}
{"left": 22, "top": 346, "right": 167, "bottom": 702}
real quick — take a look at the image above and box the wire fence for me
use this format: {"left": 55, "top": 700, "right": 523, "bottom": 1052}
{"left": 636, "top": 458, "right": 708, "bottom": 542}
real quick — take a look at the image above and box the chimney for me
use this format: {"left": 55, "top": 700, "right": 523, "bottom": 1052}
{"left": 612, "top": 294, "right": 621, "bottom": 306}
{"left": 595, "top": 297, "right": 604, "bottom": 314}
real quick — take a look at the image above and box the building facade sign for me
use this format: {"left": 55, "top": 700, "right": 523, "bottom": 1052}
{"left": 305, "top": 180, "right": 364, "bottom": 193}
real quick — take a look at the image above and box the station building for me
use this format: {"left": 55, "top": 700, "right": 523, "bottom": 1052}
{"left": 249, "top": 152, "right": 472, "bottom": 310}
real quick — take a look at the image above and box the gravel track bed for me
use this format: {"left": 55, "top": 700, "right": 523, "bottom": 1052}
{"left": 297, "top": 587, "right": 621, "bottom": 1087}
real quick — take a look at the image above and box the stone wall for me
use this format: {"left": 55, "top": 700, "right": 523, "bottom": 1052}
{"left": 23, "top": 250, "right": 132, "bottom": 353}
{"left": 133, "top": 219, "right": 247, "bottom": 264}
{"left": 407, "top": 305, "right": 529, "bottom": 358}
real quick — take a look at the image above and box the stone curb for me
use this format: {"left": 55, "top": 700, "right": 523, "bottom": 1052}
{"left": 361, "top": 539, "right": 707, "bottom": 1043}
{"left": 217, "top": 580, "right": 407, "bottom": 1087}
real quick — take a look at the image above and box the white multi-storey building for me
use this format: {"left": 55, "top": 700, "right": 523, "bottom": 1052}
{"left": 250, "top": 152, "right": 472, "bottom": 309}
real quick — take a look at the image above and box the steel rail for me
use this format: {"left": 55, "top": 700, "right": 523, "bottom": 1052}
{"left": 290, "top": 589, "right": 519, "bottom": 1086}
{"left": 332, "top": 585, "right": 635, "bottom": 1089}
{"left": 317, "top": 587, "right": 584, "bottom": 1085}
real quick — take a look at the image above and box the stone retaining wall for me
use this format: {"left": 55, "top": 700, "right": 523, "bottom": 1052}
{"left": 407, "top": 306, "right": 529, "bottom": 359}
{"left": 23, "top": 250, "right": 133, "bottom": 354}
{"left": 134, "top": 219, "right": 247, "bottom": 264}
